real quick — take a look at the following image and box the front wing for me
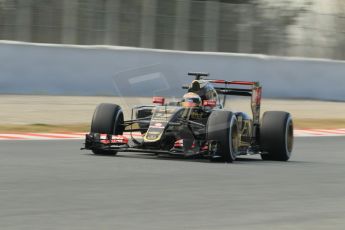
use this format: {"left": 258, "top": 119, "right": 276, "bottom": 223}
{"left": 81, "top": 133, "right": 210, "bottom": 157}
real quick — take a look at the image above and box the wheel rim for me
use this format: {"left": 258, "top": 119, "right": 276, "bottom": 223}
{"left": 229, "top": 116, "right": 239, "bottom": 160}
{"left": 285, "top": 116, "right": 293, "bottom": 156}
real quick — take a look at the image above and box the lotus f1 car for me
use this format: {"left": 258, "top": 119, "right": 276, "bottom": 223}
{"left": 82, "top": 72, "right": 294, "bottom": 162}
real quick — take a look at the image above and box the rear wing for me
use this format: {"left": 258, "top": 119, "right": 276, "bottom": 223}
{"left": 208, "top": 80, "right": 262, "bottom": 126}
{"left": 207, "top": 80, "right": 257, "bottom": 97}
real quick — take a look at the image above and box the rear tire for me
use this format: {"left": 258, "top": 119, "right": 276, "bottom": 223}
{"left": 90, "top": 103, "right": 124, "bottom": 155}
{"left": 260, "top": 111, "right": 294, "bottom": 161}
{"left": 207, "top": 111, "right": 239, "bottom": 163}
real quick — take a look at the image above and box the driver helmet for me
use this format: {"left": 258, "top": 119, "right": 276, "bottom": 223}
{"left": 181, "top": 92, "right": 202, "bottom": 108}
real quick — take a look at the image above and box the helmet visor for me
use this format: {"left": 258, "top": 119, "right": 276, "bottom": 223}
{"left": 182, "top": 97, "right": 201, "bottom": 107}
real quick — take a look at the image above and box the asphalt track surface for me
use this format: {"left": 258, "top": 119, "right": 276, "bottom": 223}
{"left": 1, "top": 137, "right": 345, "bottom": 230}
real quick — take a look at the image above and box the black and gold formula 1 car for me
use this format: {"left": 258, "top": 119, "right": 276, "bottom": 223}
{"left": 82, "top": 72, "right": 294, "bottom": 162}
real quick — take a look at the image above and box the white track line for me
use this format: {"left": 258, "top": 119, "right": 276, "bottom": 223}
{"left": 0, "top": 129, "right": 344, "bottom": 140}
{"left": 294, "top": 129, "right": 345, "bottom": 137}
{"left": 0, "top": 133, "right": 142, "bottom": 140}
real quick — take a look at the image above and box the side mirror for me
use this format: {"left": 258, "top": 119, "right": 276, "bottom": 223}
{"left": 152, "top": 97, "right": 165, "bottom": 105}
{"left": 203, "top": 100, "right": 216, "bottom": 108}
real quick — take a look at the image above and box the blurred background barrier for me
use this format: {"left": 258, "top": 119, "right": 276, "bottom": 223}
{"left": 1, "top": 0, "right": 345, "bottom": 60}
{"left": 0, "top": 41, "right": 344, "bottom": 101}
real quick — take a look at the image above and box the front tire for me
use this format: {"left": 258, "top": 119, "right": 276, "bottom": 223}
{"left": 260, "top": 111, "right": 294, "bottom": 161}
{"left": 90, "top": 103, "right": 124, "bottom": 155}
{"left": 207, "top": 111, "right": 239, "bottom": 163}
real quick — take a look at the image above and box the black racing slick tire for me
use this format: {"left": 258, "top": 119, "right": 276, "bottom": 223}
{"left": 91, "top": 103, "right": 124, "bottom": 135}
{"left": 90, "top": 103, "right": 124, "bottom": 155}
{"left": 207, "top": 111, "right": 239, "bottom": 163}
{"left": 260, "top": 111, "right": 294, "bottom": 161}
